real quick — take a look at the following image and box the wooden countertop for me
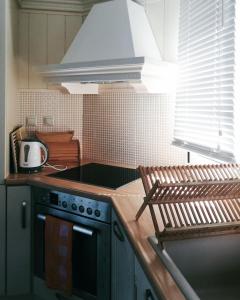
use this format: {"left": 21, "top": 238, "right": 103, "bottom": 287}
{"left": 5, "top": 165, "right": 185, "bottom": 300}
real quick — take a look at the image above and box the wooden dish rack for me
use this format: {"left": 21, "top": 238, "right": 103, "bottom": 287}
{"left": 136, "top": 164, "right": 240, "bottom": 241}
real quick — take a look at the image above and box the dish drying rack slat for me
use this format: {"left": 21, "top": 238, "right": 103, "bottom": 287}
{"left": 136, "top": 164, "right": 240, "bottom": 241}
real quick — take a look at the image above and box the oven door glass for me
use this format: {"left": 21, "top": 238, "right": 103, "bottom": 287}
{"left": 73, "top": 230, "right": 97, "bottom": 296}
{"left": 34, "top": 206, "right": 110, "bottom": 300}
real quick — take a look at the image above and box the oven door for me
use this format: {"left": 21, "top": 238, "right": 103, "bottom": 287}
{"left": 34, "top": 204, "right": 110, "bottom": 300}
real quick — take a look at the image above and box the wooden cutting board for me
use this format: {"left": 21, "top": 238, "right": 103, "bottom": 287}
{"left": 36, "top": 131, "right": 74, "bottom": 143}
{"left": 46, "top": 140, "right": 81, "bottom": 163}
{"left": 10, "top": 126, "right": 28, "bottom": 173}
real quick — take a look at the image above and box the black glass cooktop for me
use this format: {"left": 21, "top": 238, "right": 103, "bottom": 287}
{"left": 48, "top": 163, "right": 140, "bottom": 189}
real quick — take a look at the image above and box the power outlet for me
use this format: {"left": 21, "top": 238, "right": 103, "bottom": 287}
{"left": 43, "top": 116, "right": 54, "bottom": 126}
{"left": 26, "top": 116, "right": 37, "bottom": 127}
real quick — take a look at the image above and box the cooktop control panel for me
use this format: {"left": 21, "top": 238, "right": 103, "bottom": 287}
{"left": 35, "top": 188, "right": 111, "bottom": 223}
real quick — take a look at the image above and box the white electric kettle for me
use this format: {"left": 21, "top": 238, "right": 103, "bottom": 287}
{"left": 19, "top": 139, "right": 48, "bottom": 173}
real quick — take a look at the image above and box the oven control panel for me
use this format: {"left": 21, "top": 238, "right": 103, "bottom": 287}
{"left": 35, "top": 188, "right": 111, "bottom": 223}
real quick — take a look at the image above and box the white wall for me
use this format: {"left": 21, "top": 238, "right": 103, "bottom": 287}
{"left": 145, "top": 0, "right": 180, "bottom": 62}
{"left": 0, "top": 0, "right": 6, "bottom": 182}
{"left": 145, "top": 0, "right": 165, "bottom": 58}
{"left": 0, "top": 0, "right": 19, "bottom": 180}
{"left": 6, "top": 0, "right": 19, "bottom": 177}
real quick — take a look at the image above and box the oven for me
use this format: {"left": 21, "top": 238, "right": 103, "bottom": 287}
{"left": 32, "top": 187, "right": 111, "bottom": 300}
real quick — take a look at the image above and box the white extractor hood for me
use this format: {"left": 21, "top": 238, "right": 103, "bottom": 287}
{"left": 38, "top": 0, "right": 177, "bottom": 94}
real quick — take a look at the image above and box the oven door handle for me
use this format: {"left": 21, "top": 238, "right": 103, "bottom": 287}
{"left": 37, "top": 214, "right": 94, "bottom": 236}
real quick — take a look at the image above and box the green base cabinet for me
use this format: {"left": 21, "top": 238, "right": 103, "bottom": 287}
{"left": 111, "top": 210, "right": 135, "bottom": 300}
{"left": 135, "top": 258, "right": 161, "bottom": 300}
{"left": 6, "top": 186, "right": 31, "bottom": 296}
{"left": 0, "top": 186, "right": 6, "bottom": 296}
{"left": 112, "top": 209, "right": 162, "bottom": 300}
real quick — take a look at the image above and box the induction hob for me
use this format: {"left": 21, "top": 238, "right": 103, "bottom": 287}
{"left": 48, "top": 163, "right": 140, "bottom": 189}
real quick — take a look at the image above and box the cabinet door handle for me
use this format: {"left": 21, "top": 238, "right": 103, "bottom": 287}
{"left": 37, "top": 214, "right": 94, "bottom": 236}
{"left": 146, "top": 289, "right": 155, "bottom": 300}
{"left": 21, "top": 201, "right": 27, "bottom": 229}
{"left": 113, "top": 221, "right": 125, "bottom": 242}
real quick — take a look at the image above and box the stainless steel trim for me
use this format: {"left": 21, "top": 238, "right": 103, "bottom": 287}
{"left": 37, "top": 213, "right": 94, "bottom": 236}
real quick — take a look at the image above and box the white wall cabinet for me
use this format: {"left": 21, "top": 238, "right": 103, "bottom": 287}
{"left": 6, "top": 186, "right": 31, "bottom": 296}
{"left": 18, "top": 11, "right": 83, "bottom": 89}
{"left": 111, "top": 210, "right": 135, "bottom": 300}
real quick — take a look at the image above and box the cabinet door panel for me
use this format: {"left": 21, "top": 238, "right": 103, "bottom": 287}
{"left": 135, "top": 258, "right": 161, "bottom": 300}
{"left": 7, "top": 186, "right": 31, "bottom": 295}
{"left": 65, "top": 15, "right": 82, "bottom": 51}
{"left": 29, "top": 13, "right": 47, "bottom": 88}
{"left": 112, "top": 210, "right": 135, "bottom": 300}
{"left": 47, "top": 14, "right": 65, "bottom": 64}
{"left": 0, "top": 185, "right": 6, "bottom": 295}
{"left": 18, "top": 12, "right": 29, "bottom": 88}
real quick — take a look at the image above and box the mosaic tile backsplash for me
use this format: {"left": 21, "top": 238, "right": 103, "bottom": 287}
{"left": 83, "top": 93, "right": 186, "bottom": 166}
{"left": 17, "top": 89, "right": 83, "bottom": 154}
{"left": 17, "top": 89, "right": 186, "bottom": 166}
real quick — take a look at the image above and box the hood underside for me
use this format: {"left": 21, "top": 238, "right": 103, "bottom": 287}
{"left": 38, "top": 0, "right": 177, "bottom": 94}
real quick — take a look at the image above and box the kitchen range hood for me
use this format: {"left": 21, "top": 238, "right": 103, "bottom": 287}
{"left": 38, "top": 0, "right": 177, "bottom": 94}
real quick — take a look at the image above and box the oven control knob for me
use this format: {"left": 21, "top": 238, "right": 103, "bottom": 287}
{"left": 87, "top": 207, "right": 93, "bottom": 215}
{"left": 79, "top": 205, "right": 85, "bottom": 213}
{"left": 71, "top": 203, "right": 77, "bottom": 211}
{"left": 95, "top": 209, "right": 101, "bottom": 217}
{"left": 62, "top": 201, "right": 67, "bottom": 208}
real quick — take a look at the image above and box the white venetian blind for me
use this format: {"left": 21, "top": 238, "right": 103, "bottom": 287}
{"left": 173, "top": 0, "right": 240, "bottom": 162}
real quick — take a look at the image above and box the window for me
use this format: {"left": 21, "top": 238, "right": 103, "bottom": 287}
{"left": 173, "top": 0, "right": 240, "bottom": 162}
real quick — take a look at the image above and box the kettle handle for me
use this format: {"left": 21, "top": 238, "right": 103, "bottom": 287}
{"left": 38, "top": 142, "right": 48, "bottom": 166}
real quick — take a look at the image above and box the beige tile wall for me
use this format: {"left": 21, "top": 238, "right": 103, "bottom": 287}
{"left": 17, "top": 89, "right": 187, "bottom": 166}
{"left": 17, "top": 89, "right": 83, "bottom": 154}
{"left": 83, "top": 93, "right": 186, "bottom": 166}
